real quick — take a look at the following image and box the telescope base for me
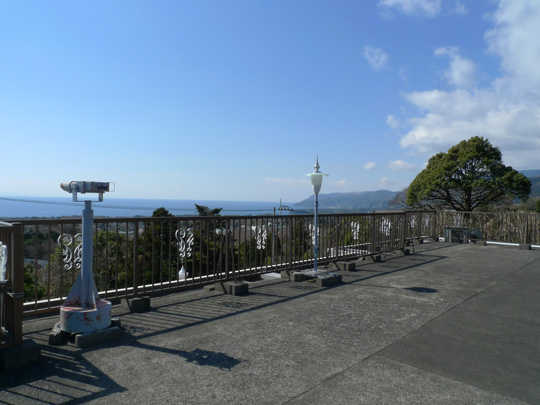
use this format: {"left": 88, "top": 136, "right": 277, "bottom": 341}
{"left": 60, "top": 299, "right": 112, "bottom": 334}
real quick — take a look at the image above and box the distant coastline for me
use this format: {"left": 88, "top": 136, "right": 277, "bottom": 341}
{"left": 0, "top": 197, "right": 284, "bottom": 219}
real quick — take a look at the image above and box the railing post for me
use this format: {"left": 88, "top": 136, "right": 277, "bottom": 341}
{"left": 225, "top": 218, "right": 230, "bottom": 280}
{"left": 272, "top": 214, "right": 276, "bottom": 266}
{"left": 6, "top": 223, "right": 24, "bottom": 346}
{"left": 405, "top": 212, "right": 410, "bottom": 243}
{"left": 431, "top": 211, "right": 438, "bottom": 241}
{"left": 401, "top": 213, "right": 406, "bottom": 249}
{"left": 525, "top": 213, "right": 530, "bottom": 245}
{"left": 419, "top": 212, "right": 423, "bottom": 238}
{"left": 371, "top": 215, "right": 377, "bottom": 254}
{"left": 133, "top": 221, "right": 138, "bottom": 296}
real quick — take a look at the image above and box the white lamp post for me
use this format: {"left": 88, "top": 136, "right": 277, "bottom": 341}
{"left": 307, "top": 157, "right": 327, "bottom": 273}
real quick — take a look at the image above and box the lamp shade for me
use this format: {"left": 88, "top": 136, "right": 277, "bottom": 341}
{"left": 309, "top": 172, "right": 324, "bottom": 195}
{"left": 307, "top": 156, "right": 327, "bottom": 195}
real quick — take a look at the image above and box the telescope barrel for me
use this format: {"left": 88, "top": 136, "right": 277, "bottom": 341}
{"left": 60, "top": 181, "right": 110, "bottom": 194}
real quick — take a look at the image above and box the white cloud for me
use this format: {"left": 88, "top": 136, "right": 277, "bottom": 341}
{"left": 454, "top": 1, "right": 467, "bottom": 15}
{"left": 363, "top": 161, "right": 376, "bottom": 170}
{"left": 389, "top": 160, "right": 416, "bottom": 170}
{"left": 363, "top": 46, "right": 389, "bottom": 71}
{"left": 336, "top": 179, "right": 346, "bottom": 187}
{"left": 378, "top": 0, "right": 442, "bottom": 17}
{"left": 485, "top": 1, "right": 540, "bottom": 95}
{"left": 397, "top": 0, "right": 540, "bottom": 169}
{"left": 386, "top": 114, "right": 400, "bottom": 129}
{"left": 434, "top": 47, "right": 476, "bottom": 88}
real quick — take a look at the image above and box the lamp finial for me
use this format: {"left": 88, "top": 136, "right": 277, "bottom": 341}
{"left": 314, "top": 155, "right": 320, "bottom": 173}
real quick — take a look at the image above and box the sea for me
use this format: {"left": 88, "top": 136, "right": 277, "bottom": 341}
{"left": 0, "top": 196, "right": 299, "bottom": 219}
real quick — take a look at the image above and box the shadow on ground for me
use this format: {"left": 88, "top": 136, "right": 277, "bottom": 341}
{"left": 0, "top": 345, "right": 126, "bottom": 404}
{"left": 125, "top": 254, "right": 445, "bottom": 340}
{"left": 405, "top": 287, "right": 438, "bottom": 293}
{"left": 25, "top": 248, "right": 448, "bottom": 344}
{"left": 6, "top": 244, "right": 450, "bottom": 403}
{"left": 129, "top": 342, "right": 242, "bottom": 370}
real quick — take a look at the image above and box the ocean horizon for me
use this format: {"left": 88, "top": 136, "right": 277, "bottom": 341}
{"left": 0, "top": 196, "right": 301, "bottom": 219}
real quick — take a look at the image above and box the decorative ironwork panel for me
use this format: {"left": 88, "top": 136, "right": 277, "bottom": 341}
{"left": 251, "top": 226, "right": 268, "bottom": 250}
{"left": 380, "top": 217, "right": 392, "bottom": 237}
{"left": 351, "top": 221, "right": 360, "bottom": 241}
{"left": 175, "top": 227, "right": 194, "bottom": 264}
{"left": 308, "top": 223, "right": 319, "bottom": 246}
{"left": 0, "top": 241, "right": 7, "bottom": 281}
{"left": 58, "top": 233, "right": 82, "bottom": 272}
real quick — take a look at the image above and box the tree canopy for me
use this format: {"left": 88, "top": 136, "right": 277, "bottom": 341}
{"left": 406, "top": 137, "right": 531, "bottom": 211}
{"left": 194, "top": 204, "right": 222, "bottom": 216}
{"left": 152, "top": 207, "right": 174, "bottom": 217}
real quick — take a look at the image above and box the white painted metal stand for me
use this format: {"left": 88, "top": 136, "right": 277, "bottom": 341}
{"left": 314, "top": 190, "right": 319, "bottom": 273}
{"left": 308, "top": 157, "right": 327, "bottom": 273}
{"left": 58, "top": 182, "right": 112, "bottom": 334}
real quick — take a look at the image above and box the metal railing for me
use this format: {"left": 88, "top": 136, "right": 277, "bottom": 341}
{"left": 15, "top": 211, "right": 436, "bottom": 316}
{"left": 436, "top": 210, "right": 540, "bottom": 245}
{"left": 0, "top": 222, "right": 24, "bottom": 348}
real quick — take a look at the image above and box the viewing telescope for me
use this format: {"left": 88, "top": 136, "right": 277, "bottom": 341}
{"left": 60, "top": 181, "right": 112, "bottom": 202}
{"left": 56, "top": 180, "right": 115, "bottom": 328}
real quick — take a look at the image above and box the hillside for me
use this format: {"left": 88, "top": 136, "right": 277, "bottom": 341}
{"left": 293, "top": 171, "right": 540, "bottom": 212}
{"left": 294, "top": 190, "right": 399, "bottom": 211}
{"left": 520, "top": 170, "right": 540, "bottom": 178}
{"left": 520, "top": 170, "right": 540, "bottom": 197}
{"left": 530, "top": 177, "right": 540, "bottom": 196}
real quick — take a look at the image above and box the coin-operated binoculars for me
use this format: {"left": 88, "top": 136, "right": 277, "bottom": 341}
{"left": 59, "top": 181, "right": 113, "bottom": 334}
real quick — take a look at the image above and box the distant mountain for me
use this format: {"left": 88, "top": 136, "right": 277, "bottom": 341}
{"left": 293, "top": 170, "right": 540, "bottom": 212}
{"left": 519, "top": 170, "right": 540, "bottom": 197}
{"left": 520, "top": 169, "right": 540, "bottom": 178}
{"left": 388, "top": 189, "right": 408, "bottom": 208}
{"left": 294, "top": 190, "right": 399, "bottom": 211}
{"left": 530, "top": 177, "right": 540, "bottom": 197}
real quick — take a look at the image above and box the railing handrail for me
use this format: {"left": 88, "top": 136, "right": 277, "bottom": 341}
{"left": 15, "top": 210, "right": 437, "bottom": 316}
{"left": 438, "top": 209, "right": 538, "bottom": 214}
{"left": 0, "top": 222, "right": 24, "bottom": 347}
{"left": 4, "top": 210, "right": 436, "bottom": 225}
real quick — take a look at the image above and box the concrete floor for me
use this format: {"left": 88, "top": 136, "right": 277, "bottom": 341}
{"left": 1, "top": 242, "right": 539, "bottom": 404}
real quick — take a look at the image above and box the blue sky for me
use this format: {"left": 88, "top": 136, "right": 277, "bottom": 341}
{"left": 1, "top": 0, "right": 539, "bottom": 202}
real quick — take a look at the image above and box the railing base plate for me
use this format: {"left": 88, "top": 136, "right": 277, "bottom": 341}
{"left": 336, "top": 261, "right": 356, "bottom": 272}
{"left": 316, "top": 273, "right": 342, "bottom": 287}
{"left": 74, "top": 326, "right": 124, "bottom": 349}
{"left": 128, "top": 296, "right": 151, "bottom": 313}
{"left": 223, "top": 281, "right": 249, "bottom": 296}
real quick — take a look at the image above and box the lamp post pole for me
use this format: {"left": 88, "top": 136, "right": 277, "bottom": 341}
{"left": 308, "top": 157, "right": 326, "bottom": 273}
{"left": 314, "top": 184, "right": 319, "bottom": 273}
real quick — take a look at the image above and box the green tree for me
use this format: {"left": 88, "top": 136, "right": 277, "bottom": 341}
{"left": 138, "top": 207, "right": 176, "bottom": 284}
{"left": 407, "top": 137, "right": 531, "bottom": 211}
{"left": 152, "top": 207, "right": 174, "bottom": 218}
{"left": 195, "top": 204, "right": 222, "bottom": 216}
{"left": 94, "top": 228, "right": 131, "bottom": 291}
{"left": 24, "top": 263, "right": 45, "bottom": 300}
{"left": 192, "top": 204, "right": 233, "bottom": 276}
{"left": 536, "top": 199, "right": 540, "bottom": 213}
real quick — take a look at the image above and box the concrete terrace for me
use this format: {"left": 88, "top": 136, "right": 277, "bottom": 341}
{"left": 1, "top": 243, "right": 540, "bottom": 404}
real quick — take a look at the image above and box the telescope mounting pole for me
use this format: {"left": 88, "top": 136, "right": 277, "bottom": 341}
{"left": 81, "top": 200, "right": 96, "bottom": 308}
